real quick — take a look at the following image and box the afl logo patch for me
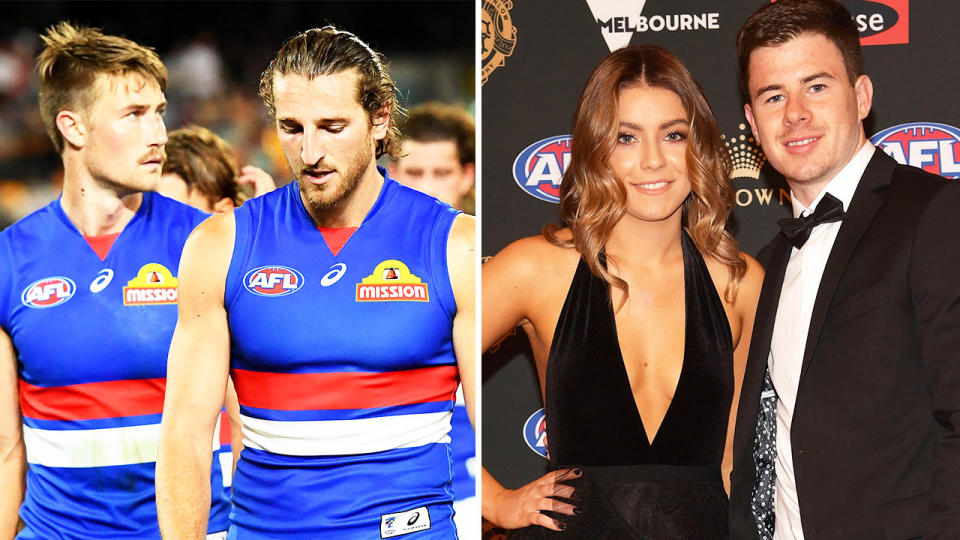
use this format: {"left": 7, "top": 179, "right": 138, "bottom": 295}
{"left": 871, "top": 122, "right": 960, "bottom": 179}
{"left": 523, "top": 408, "right": 548, "bottom": 458}
{"left": 513, "top": 135, "right": 571, "bottom": 203}
{"left": 21, "top": 276, "right": 76, "bottom": 309}
{"left": 123, "top": 263, "right": 179, "bottom": 306}
{"left": 244, "top": 265, "right": 304, "bottom": 297}
{"left": 356, "top": 260, "right": 428, "bottom": 302}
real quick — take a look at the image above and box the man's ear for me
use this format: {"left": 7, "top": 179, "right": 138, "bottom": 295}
{"left": 56, "top": 110, "right": 87, "bottom": 149}
{"left": 370, "top": 101, "right": 391, "bottom": 140}
{"left": 458, "top": 163, "right": 475, "bottom": 197}
{"left": 744, "top": 102, "right": 759, "bottom": 142}
{"left": 211, "top": 197, "right": 236, "bottom": 213}
{"left": 854, "top": 74, "right": 873, "bottom": 121}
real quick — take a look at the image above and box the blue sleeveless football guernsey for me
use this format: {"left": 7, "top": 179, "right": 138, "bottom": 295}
{"left": 0, "top": 192, "right": 230, "bottom": 538}
{"left": 225, "top": 171, "right": 461, "bottom": 538}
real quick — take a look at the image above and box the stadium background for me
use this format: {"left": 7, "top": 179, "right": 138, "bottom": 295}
{"left": 0, "top": 0, "right": 475, "bottom": 226}
{"left": 481, "top": 0, "right": 958, "bottom": 535}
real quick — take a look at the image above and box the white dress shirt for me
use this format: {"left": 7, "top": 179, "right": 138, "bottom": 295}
{"left": 770, "top": 143, "right": 875, "bottom": 539}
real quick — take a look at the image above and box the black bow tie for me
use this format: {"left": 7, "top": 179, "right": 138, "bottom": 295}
{"left": 777, "top": 192, "right": 846, "bottom": 249}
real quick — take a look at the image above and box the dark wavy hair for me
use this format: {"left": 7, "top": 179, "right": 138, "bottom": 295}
{"left": 544, "top": 45, "right": 745, "bottom": 301}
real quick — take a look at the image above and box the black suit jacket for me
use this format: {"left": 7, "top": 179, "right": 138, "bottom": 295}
{"left": 729, "top": 149, "right": 960, "bottom": 539}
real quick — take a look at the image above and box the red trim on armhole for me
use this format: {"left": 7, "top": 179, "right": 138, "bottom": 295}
{"left": 316, "top": 227, "right": 358, "bottom": 256}
{"left": 83, "top": 233, "right": 120, "bottom": 261}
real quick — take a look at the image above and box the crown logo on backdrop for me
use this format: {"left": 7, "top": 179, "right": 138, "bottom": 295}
{"left": 725, "top": 123, "right": 766, "bottom": 180}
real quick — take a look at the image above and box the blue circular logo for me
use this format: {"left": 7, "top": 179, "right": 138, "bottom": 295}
{"left": 870, "top": 122, "right": 960, "bottom": 179}
{"left": 522, "top": 408, "right": 548, "bottom": 458}
{"left": 512, "top": 135, "right": 571, "bottom": 203}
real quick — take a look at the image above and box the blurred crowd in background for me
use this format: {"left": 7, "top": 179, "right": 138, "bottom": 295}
{"left": 0, "top": 1, "right": 475, "bottom": 228}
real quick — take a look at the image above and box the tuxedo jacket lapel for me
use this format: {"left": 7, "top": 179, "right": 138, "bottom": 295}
{"left": 737, "top": 235, "right": 791, "bottom": 455}
{"left": 798, "top": 149, "right": 895, "bottom": 386}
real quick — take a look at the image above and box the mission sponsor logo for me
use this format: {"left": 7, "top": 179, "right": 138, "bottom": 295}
{"left": 123, "top": 264, "right": 179, "bottom": 305}
{"left": 513, "top": 135, "right": 570, "bottom": 203}
{"left": 244, "top": 265, "right": 304, "bottom": 297}
{"left": 21, "top": 276, "right": 76, "bottom": 309}
{"left": 481, "top": 0, "right": 516, "bottom": 85}
{"left": 356, "top": 260, "right": 428, "bottom": 302}
{"left": 523, "top": 408, "right": 548, "bottom": 458}
{"left": 870, "top": 122, "right": 960, "bottom": 179}
{"left": 585, "top": 0, "right": 720, "bottom": 52}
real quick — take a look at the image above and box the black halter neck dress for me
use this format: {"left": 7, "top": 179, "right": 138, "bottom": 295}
{"left": 511, "top": 231, "right": 733, "bottom": 539}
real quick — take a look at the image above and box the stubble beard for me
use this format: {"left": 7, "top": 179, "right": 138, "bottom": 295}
{"left": 299, "top": 140, "right": 375, "bottom": 214}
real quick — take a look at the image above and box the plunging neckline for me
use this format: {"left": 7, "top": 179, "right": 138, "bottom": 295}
{"left": 605, "top": 234, "right": 690, "bottom": 447}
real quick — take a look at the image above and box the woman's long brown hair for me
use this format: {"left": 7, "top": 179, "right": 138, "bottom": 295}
{"left": 544, "top": 45, "right": 746, "bottom": 303}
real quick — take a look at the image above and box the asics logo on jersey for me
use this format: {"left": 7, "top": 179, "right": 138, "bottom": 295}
{"left": 89, "top": 269, "right": 114, "bottom": 293}
{"left": 380, "top": 506, "right": 431, "bottom": 537}
{"left": 244, "top": 265, "right": 305, "bottom": 297}
{"left": 320, "top": 263, "right": 347, "bottom": 287}
{"left": 21, "top": 277, "right": 76, "bottom": 309}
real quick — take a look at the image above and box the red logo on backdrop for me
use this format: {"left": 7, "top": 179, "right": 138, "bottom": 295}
{"left": 513, "top": 135, "right": 571, "bottom": 203}
{"left": 244, "top": 266, "right": 304, "bottom": 297}
{"left": 773, "top": 0, "right": 908, "bottom": 45}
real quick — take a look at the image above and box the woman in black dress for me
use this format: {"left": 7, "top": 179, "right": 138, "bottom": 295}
{"left": 481, "top": 46, "right": 764, "bottom": 538}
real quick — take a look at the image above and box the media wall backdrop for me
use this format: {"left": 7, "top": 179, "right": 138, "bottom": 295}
{"left": 481, "top": 0, "right": 959, "bottom": 524}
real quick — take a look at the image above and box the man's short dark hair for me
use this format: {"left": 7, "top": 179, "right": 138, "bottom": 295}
{"left": 737, "top": 0, "right": 862, "bottom": 98}
{"left": 259, "top": 25, "right": 401, "bottom": 159}
{"left": 400, "top": 102, "right": 475, "bottom": 166}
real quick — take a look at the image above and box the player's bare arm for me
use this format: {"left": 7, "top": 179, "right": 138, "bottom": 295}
{"left": 0, "top": 327, "right": 24, "bottom": 538}
{"left": 156, "top": 212, "right": 235, "bottom": 538}
{"left": 447, "top": 214, "right": 476, "bottom": 427}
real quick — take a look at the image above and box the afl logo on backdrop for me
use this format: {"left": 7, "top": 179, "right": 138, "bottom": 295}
{"left": 870, "top": 122, "right": 960, "bottom": 179}
{"left": 21, "top": 276, "right": 75, "bottom": 309}
{"left": 523, "top": 409, "right": 548, "bottom": 458}
{"left": 244, "top": 265, "right": 304, "bottom": 297}
{"left": 513, "top": 135, "right": 571, "bottom": 203}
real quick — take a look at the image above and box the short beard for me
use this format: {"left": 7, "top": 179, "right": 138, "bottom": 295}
{"left": 299, "top": 139, "right": 373, "bottom": 214}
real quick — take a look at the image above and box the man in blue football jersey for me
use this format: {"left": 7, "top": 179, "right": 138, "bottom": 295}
{"left": 157, "top": 26, "right": 475, "bottom": 538}
{"left": 0, "top": 23, "right": 230, "bottom": 538}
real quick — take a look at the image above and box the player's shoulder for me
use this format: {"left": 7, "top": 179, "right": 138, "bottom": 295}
{"left": 1, "top": 199, "right": 60, "bottom": 238}
{"left": 147, "top": 191, "right": 209, "bottom": 228}
{"left": 0, "top": 200, "right": 65, "bottom": 260}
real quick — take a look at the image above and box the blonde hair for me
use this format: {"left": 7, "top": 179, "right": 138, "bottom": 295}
{"left": 36, "top": 22, "right": 167, "bottom": 153}
{"left": 544, "top": 45, "right": 746, "bottom": 302}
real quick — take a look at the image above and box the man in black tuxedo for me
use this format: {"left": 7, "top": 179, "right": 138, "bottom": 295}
{"left": 728, "top": 1, "right": 960, "bottom": 538}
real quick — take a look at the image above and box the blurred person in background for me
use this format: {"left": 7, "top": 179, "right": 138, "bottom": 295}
{"left": 0, "top": 22, "right": 230, "bottom": 538}
{"left": 159, "top": 125, "right": 276, "bottom": 212}
{"left": 389, "top": 101, "right": 475, "bottom": 214}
